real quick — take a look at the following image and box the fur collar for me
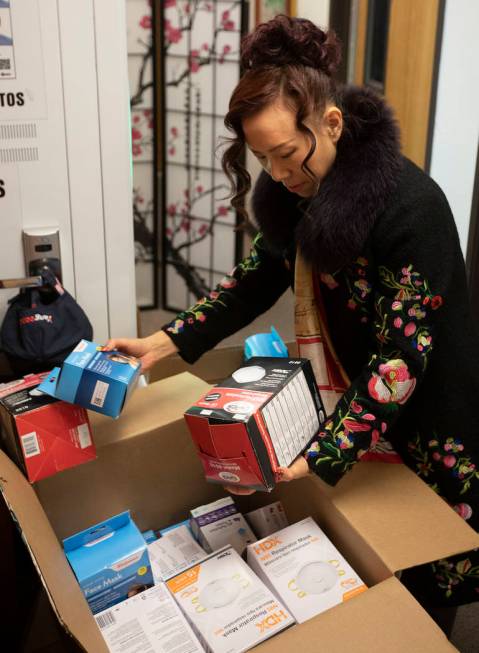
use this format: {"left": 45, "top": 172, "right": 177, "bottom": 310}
{"left": 251, "top": 85, "right": 403, "bottom": 272}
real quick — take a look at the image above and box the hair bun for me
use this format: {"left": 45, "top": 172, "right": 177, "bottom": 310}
{"left": 241, "top": 15, "right": 341, "bottom": 77}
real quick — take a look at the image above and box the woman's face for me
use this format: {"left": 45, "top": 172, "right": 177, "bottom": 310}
{"left": 242, "top": 97, "right": 342, "bottom": 198}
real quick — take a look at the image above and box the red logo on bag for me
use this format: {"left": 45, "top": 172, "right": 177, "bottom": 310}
{"left": 19, "top": 313, "right": 53, "bottom": 326}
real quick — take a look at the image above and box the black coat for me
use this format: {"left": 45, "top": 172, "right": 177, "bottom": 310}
{"left": 164, "top": 86, "right": 479, "bottom": 606}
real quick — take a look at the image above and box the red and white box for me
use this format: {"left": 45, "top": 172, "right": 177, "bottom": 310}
{"left": 184, "top": 357, "right": 325, "bottom": 491}
{"left": 0, "top": 373, "right": 96, "bottom": 482}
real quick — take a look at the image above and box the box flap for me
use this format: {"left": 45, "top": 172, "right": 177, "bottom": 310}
{"left": 252, "top": 576, "right": 457, "bottom": 652}
{"left": 330, "top": 462, "right": 479, "bottom": 572}
{"left": 0, "top": 450, "right": 108, "bottom": 652}
{"left": 89, "top": 372, "right": 210, "bottom": 446}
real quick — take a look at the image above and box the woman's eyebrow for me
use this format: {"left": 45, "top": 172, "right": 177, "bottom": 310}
{"left": 250, "top": 138, "right": 295, "bottom": 156}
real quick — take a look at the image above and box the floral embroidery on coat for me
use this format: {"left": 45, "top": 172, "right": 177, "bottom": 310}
{"left": 166, "top": 234, "right": 263, "bottom": 335}
{"left": 345, "top": 256, "right": 372, "bottom": 320}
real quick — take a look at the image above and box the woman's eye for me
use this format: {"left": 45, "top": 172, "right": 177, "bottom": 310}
{"left": 281, "top": 150, "right": 295, "bottom": 159}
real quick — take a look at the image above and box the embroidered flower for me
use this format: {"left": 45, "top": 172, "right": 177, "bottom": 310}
{"left": 454, "top": 503, "right": 473, "bottom": 520}
{"left": 368, "top": 359, "right": 416, "bottom": 404}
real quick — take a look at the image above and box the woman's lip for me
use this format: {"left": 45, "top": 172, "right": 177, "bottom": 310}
{"left": 286, "top": 183, "right": 304, "bottom": 191}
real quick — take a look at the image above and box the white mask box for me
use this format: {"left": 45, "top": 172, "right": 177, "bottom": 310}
{"left": 247, "top": 517, "right": 367, "bottom": 623}
{"left": 245, "top": 501, "right": 289, "bottom": 538}
{"left": 166, "top": 546, "right": 294, "bottom": 653}
{"left": 148, "top": 524, "right": 206, "bottom": 582}
{"left": 190, "top": 496, "right": 256, "bottom": 555}
{"left": 95, "top": 582, "right": 204, "bottom": 653}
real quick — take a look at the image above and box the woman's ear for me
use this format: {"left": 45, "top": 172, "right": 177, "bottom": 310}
{"left": 324, "top": 106, "right": 343, "bottom": 143}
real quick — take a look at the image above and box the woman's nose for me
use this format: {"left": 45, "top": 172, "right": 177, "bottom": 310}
{"left": 269, "top": 160, "right": 289, "bottom": 183}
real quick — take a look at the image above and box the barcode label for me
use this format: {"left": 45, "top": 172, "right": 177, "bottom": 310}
{"left": 21, "top": 432, "right": 40, "bottom": 458}
{"left": 77, "top": 423, "right": 92, "bottom": 449}
{"left": 95, "top": 610, "right": 116, "bottom": 629}
{"left": 0, "top": 59, "right": 11, "bottom": 70}
{"left": 91, "top": 380, "right": 109, "bottom": 407}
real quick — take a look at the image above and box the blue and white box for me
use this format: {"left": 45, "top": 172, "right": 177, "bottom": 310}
{"left": 63, "top": 510, "right": 153, "bottom": 615}
{"left": 39, "top": 340, "right": 141, "bottom": 418}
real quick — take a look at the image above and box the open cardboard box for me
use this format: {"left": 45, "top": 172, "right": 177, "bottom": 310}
{"left": 1, "top": 372, "right": 478, "bottom": 652}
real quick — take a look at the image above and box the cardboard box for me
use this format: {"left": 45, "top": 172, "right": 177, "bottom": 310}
{"left": 148, "top": 524, "right": 206, "bottom": 582}
{"left": 190, "top": 496, "right": 257, "bottom": 555}
{"left": 245, "top": 502, "right": 288, "bottom": 539}
{"left": 0, "top": 372, "right": 95, "bottom": 482}
{"left": 166, "top": 546, "right": 295, "bottom": 653}
{"left": 38, "top": 340, "right": 141, "bottom": 418}
{"left": 95, "top": 582, "right": 204, "bottom": 653}
{"left": 184, "top": 357, "right": 325, "bottom": 491}
{"left": 1, "top": 372, "right": 479, "bottom": 652}
{"left": 63, "top": 510, "right": 154, "bottom": 615}
{"left": 247, "top": 516, "right": 366, "bottom": 623}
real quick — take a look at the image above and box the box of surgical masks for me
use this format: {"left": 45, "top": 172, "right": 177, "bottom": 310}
{"left": 245, "top": 501, "right": 289, "bottom": 538}
{"left": 148, "top": 524, "right": 206, "bottom": 582}
{"left": 95, "top": 583, "right": 204, "bottom": 653}
{"left": 38, "top": 340, "right": 141, "bottom": 418}
{"left": 63, "top": 511, "right": 153, "bottom": 615}
{"left": 247, "top": 517, "right": 367, "bottom": 623}
{"left": 167, "top": 546, "right": 294, "bottom": 653}
{"left": 190, "top": 496, "right": 256, "bottom": 555}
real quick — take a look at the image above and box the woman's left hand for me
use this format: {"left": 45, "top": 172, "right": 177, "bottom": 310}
{"left": 224, "top": 455, "right": 310, "bottom": 495}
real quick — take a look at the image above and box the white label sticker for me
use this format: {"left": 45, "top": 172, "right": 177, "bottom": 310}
{"left": 77, "top": 423, "right": 92, "bottom": 449}
{"left": 21, "top": 432, "right": 40, "bottom": 458}
{"left": 91, "top": 380, "right": 109, "bottom": 408}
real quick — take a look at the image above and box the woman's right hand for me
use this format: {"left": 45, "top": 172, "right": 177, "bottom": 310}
{"left": 103, "top": 330, "right": 179, "bottom": 372}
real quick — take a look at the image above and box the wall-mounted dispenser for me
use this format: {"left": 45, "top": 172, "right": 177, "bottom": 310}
{"left": 22, "top": 227, "right": 62, "bottom": 281}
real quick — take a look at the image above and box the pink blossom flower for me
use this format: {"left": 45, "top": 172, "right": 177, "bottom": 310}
{"left": 454, "top": 503, "right": 473, "bottom": 520}
{"left": 198, "top": 224, "right": 208, "bottom": 236}
{"left": 393, "top": 317, "right": 403, "bottom": 329}
{"left": 133, "top": 115, "right": 140, "bottom": 123}
{"left": 170, "top": 126, "right": 178, "bottom": 137}
{"left": 196, "top": 312, "right": 206, "bottom": 322}
{"left": 347, "top": 299, "right": 357, "bottom": 311}
{"left": 408, "top": 308, "right": 416, "bottom": 317}
{"left": 432, "top": 452, "right": 441, "bottom": 461}
{"left": 139, "top": 15, "right": 152, "bottom": 29}
{"left": 351, "top": 400, "right": 363, "bottom": 414}
{"left": 167, "top": 204, "right": 176, "bottom": 216}
{"left": 362, "top": 413, "right": 375, "bottom": 421}
{"left": 443, "top": 455, "right": 456, "bottom": 468}
{"left": 168, "top": 146, "right": 176, "bottom": 156}
{"left": 342, "top": 419, "right": 372, "bottom": 433}
{"left": 180, "top": 219, "right": 190, "bottom": 232}
{"left": 202, "top": 43, "right": 209, "bottom": 51}
{"left": 131, "top": 127, "right": 142, "bottom": 141}
{"left": 209, "top": 290, "right": 219, "bottom": 300}
{"left": 222, "top": 10, "right": 230, "bottom": 20}
{"left": 132, "top": 144, "right": 142, "bottom": 156}
{"left": 218, "top": 205, "right": 229, "bottom": 216}
{"left": 431, "top": 295, "right": 443, "bottom": 310}
{"left": 165, "top": 0, "right": 176, "bottom": 7}
{"left": 223, "top": 44, "right": 232, "bottom": 54}
{"left": 368, "top": 359, "right": 416, "bottom": 404}
{"left": 223, "top": 19, "right": 235, "bottom": 30}
{"left": 220, "top": 276, "right": 237, "bottom": 289}
{"left": 196, "top": 185, "right": 204, "bottom": 193}
{"left": 404, "top": 322, "right": 416, "bottom": 337}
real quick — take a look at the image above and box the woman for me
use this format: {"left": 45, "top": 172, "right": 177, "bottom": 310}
{"left": 108, "top": 16, "right": 479, "bottom": 633}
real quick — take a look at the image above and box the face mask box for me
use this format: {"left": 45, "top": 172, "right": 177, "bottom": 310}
{"left": 0, "top": 372, "right": 95, "bottom": 482}
{"left": 190, "top": 496, "right": 256, "bottom": 555}
{"left": 166, "top": 546, "right": 294, "bottom": 653}
{"left": 245, "top": 501, "right": 288, "bottom": 538}
{"left": 247, "top": 517, "right": 367, "bottom": 623}
{"left": 38, "top": 340, "right": 141, "bottom": 418}
{"left": 184, "top": 357, "right": 325, "bottom": 491}
{"left": 95, "top": 582, "right": 204, "bottom": 653}
{"left": 63, "top": 510, "right": 154, "bottom": 615}
{"left": 148, "top": 524, "right": 206, "bottom": 582}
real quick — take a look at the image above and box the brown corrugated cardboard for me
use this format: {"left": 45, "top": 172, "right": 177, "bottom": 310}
{"left": 1, "top": 371, "right": 478, "bottom": 653}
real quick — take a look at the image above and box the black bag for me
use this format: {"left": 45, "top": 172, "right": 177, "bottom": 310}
{"left": 1, "top": 269, "right": 93, "bottom": 374}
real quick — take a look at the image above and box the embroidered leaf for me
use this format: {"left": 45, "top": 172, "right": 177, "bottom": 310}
{"left": 456, "top": 559, "right": 472, "bottom": 575}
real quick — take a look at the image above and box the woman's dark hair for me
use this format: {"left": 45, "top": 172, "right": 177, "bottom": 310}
{"left": 221, "top": 15, "right": 341, "bottom": 225}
